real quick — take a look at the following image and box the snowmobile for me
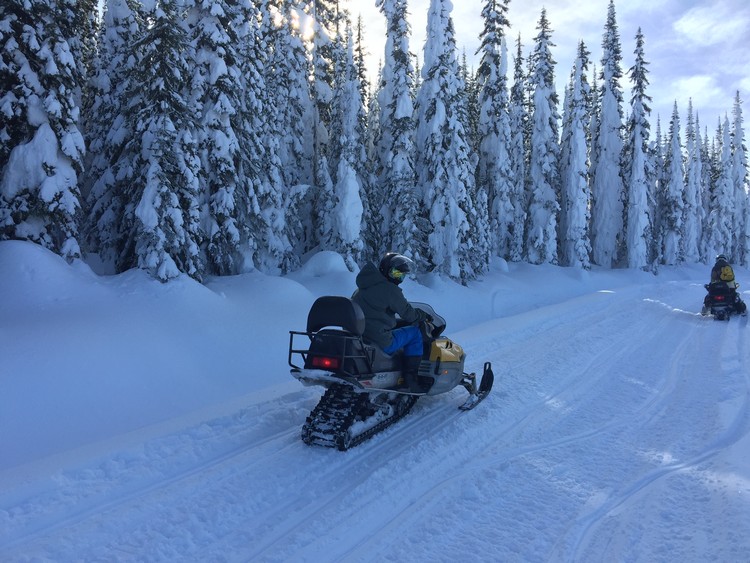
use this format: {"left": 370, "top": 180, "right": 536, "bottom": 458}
{"left": 702, "top": 282, "right": 741, "bottom": 321}
{"left": 288, "top": 296, "right": 493, "bottom": 450}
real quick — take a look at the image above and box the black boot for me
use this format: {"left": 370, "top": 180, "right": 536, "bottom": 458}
{"left": 402, "top": 355, "right": 424, "bottom": 393}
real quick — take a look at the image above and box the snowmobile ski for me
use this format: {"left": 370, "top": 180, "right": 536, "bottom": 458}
{"left": 458, "top": 362, "right": 494, "bottom": 411}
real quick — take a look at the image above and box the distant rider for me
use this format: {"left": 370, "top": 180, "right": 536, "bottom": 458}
{"left": 352, "top": 252, "right": 430, "bottom": 391}
{"left": 703, "top": 254, "right": 747, "bottom": 315}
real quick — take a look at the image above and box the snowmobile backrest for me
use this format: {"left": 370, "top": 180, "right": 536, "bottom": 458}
{"left": 306, "top": 296, "right": 366, "bottom": 336}
{"left": 707, "top": 282, "right": 734, "bottom": 295}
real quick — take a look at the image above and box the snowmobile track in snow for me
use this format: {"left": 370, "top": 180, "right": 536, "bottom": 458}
{"left": 557, "top": 311, "right": 750, "bottom": 561}
{"left": 0, "top": 414, "right": 302, "bottom": 554}
{"left": 244, "top": 396, "right": 470, "bottom": 561}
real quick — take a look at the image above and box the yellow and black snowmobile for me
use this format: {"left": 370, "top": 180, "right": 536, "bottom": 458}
{"left": 288, "top": 296, "right": 493, "bottom": 450}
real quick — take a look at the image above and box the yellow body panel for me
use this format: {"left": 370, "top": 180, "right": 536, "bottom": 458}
{"left": 429, "top": 338, "right": 464, "bottom": 363}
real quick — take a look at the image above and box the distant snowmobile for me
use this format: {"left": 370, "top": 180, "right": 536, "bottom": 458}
{"left": 289, "top": 296, "right": 493, "bottom": 450}
{"left": 702, "top": 282, "right": 743, "bottom": 321}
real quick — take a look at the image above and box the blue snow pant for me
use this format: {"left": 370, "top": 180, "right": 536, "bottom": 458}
{"left": 383, "top": 325, "right": 423, "bottom": 356}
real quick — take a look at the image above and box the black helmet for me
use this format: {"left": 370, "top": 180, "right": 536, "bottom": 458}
{"left": 716, "top": 254, "right": 728, "bottom": 262}
{"left": 378, "top": 252, "right": 414, "bottom": 285}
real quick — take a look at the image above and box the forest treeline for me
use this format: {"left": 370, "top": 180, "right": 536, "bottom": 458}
{"left": 1, "top": 0, "right": 748, "bottom": 282}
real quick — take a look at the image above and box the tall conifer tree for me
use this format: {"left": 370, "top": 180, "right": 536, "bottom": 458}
{"left": 115, "top": 0, "right": 204, "bottom": 280}
{"left": 525, "top": 8, "right": 560, "bottom": 265}
{"left": 374, "top": 0, "right": 420, "bottom": 261}
{"left": 705, "top": 118, "right": 734, "bottom": 259}
{"left": 415, "top": 0, "right": 478, "bottom": 281}
{"left": 661, "top": 102, "right": 685, "bottom": 265}
{"left": 731, "top": 93, "right": 749, "bottom": 264}
{"left": 683, "top": 99, "right": 704, "bottom": 263}
{"left": 186, "top": 0, "right": 248, "bottom": 275}
{"left": 0, "top": 0, "right": 85, "bottom": 261}
{"left": 309, "top": 0, "right": 339, "bottom": 252}
{"left": 623, "top": 28, "right": 653, "bottom": 269}
{"left": 560, "top": 41, "right": 592, "bottom": 268}
{"left": 590, "top": 0, "right": 625, "bottom": 267}
{"left": 476, "top": 0, "right": 514, "bottom": 260}
{"left": 84, "top": 0, "right": 140, "bottom": 266}
{"left": 696, "top": 116, "right": 712, "bottom": 261}
{"left": 328, "top": 21, "right": 366, "bottom": 270}
{"left": 649, "top": 118, "right": 667, "bottom": 267}
{"left": 508, "top": 34, "right": 528, "bottom": 262}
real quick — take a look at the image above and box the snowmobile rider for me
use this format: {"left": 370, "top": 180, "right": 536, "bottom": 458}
{"left": 703, "top": 254, "right": 747, "bottom": 314}
{"left": 352, "top": 252, "right": 431, "bottom": 392}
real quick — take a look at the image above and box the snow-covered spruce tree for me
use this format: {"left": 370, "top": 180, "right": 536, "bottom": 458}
{"left": 700, "top": 120, "right": 717, "bottom": 260}
{"left": 460, "top": 51, "right": 481, "bottom": 156}
{"left": 704, "top": 117, "right": 735, "bottom": 259}
{"left": 83, "top": 0, "right": 140, "bottom": 266}
{"left": 476, "top": 0, "right": 515, "bottom": 261}
{"left": 354, "top": 15, "right": 370, "bottom": 109}
{"left": 661, "top": 102, "right": 685, "bottom": 265}
{"left": 622, "top": 28, "right": 653, "bottom": 270}
{"left": 242, "top": 0, "right": 297, "bottom": 274}
{"left": 352, "top": 25, "right": 378, "bottom": 265}
{"left": 311, "top": 0, "right": 336, "bottom": 157}
{"left": 58, "top": 0, "right": 98, "bottom": 126}
{"left": 731, "top": 92, "right": 749, "bottom": 265}
{"left": 703, "top": 121, "right": 719, "bottom": 256}
{"left": 267, "top": 0, "right": 313, "bottom": 190}
{"left": 413, "top": 56, "right": 421, "bottom": 97}
{"left": 326, "top": 18, "right": 348, "bottom": 182}
{"left": 186, "top": 0, "right": 250, "bottom": 276}
{"left": 559, "top": 80, "right": 572, "bottom": 242}
{"left": 695, "top": 116, "right": 712, "bottom": 261}
{"left": 327, "top": 21, "right": 366, "bottom": 270}
{"left": 115, "top": 0, "right": 204, "bottom": 281}
{"left": 312, "top": 153, "right": 336, "bottom": 252}
{"left": 459, "top": 54, "right": 491, "bottom": 277}
{"left": 308, "top": 0, "right": 339, "bottom": 252}
{"left": 682, "top": 99, "right": 704, "bottom": 264}
{"left": 0, "top": 0, "right": 85, "bottom": 261}
{"left": 363, "top": 65, "right": 383, "bottom": 263}
{"left": 559, "top": 40, "right": 592, "bottom": 268}
{"left": 590, "top": 0, "right": 625, "bottom": 268}
{"left": 374, "top": 0, "right": 423, "bottom": 262}
{"left": 415, "top": 0, "right": 479, "bottom": 281}
{"left": 587, "top": 65, "right": 599, "bottom": 219}
{"left": 524, "top": 8, "right": 560, "bottom": 265}
{"left": 507, "top": 34, "right": 528, "bottom": 262}
{"left": 649, "top": 117, "right": 666, "bottom": 268}
{"left": 351, "top": 14, "right": 376, "bottom": 263}
{"left": 263, "top": 0, "right": 314, "bottom": 262}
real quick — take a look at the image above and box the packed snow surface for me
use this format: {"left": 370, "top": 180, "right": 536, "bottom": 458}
{"left": 1, "top": 240, "right": 749, "bottom": 561}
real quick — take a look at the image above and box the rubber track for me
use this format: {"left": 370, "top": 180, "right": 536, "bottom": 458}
{"left": 301, "top": 384, "right": 418, "bottom": 451}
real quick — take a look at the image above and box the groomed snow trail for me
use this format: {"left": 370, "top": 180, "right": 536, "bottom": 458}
{"left": 1, "top": 280, "right": 748, "bottom": 562}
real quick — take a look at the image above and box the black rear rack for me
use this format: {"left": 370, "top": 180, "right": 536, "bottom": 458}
{"left": 288, "top": 330, "right": 375, "bottom": 377}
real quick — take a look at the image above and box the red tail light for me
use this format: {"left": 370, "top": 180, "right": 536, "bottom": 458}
{"left": 715, "top": 295, "right": 725, "bottom": 301}
{"left": 311, "top": 356, "right": 340, "bottom": 369}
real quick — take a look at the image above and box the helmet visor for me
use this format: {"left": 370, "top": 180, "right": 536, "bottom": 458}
{"left": 389, "top": 267, "right": 407, "bottom": 282}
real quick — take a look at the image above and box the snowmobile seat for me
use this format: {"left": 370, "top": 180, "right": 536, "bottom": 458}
{"left": 706, "top": 281, "right": 734, "bottom": 296}
{"left": 306, "top": 296, "right": 365, "bottom": 336}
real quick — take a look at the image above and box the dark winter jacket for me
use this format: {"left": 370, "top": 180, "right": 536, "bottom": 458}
{"left": 710, "top": 259, "right": 737, "bottom": 287}
{"left": 351, "top": 262, "right": 427, "bottom": 349}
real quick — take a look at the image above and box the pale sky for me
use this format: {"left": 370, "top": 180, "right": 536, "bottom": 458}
{"left": 345, "top": 0, "right": 750, "bottom": 133}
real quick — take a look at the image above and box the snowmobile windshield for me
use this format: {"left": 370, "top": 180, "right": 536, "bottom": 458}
{"left": 409, "top": 302, "right": 446, "bottom": 331}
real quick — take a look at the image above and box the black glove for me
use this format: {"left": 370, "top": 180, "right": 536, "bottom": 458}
{"left": 420, "top": 319, "right": 435, "bottom": 341}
